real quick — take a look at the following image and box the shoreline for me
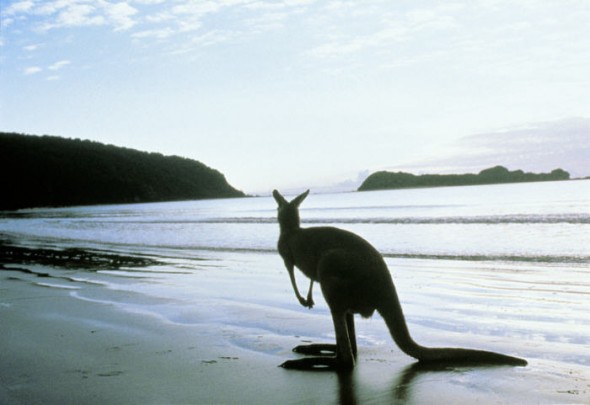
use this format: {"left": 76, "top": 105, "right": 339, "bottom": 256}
{"left": 2, "top": 246, "right": 589, "bottom": 403}
{"left": 3, "top": 179, "right": 589, "bottom": 213}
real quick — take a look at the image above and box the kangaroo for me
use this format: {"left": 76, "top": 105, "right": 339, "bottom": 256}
{"left": 273, "top": 189, "right": 527, "bottom": 370}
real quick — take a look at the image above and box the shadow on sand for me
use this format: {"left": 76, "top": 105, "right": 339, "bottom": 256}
{"left": 332, "top": 361, "right": 515, "bottom": 404}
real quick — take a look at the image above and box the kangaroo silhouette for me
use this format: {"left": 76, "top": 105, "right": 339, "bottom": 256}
{"left": 273, "top": 189, "right": 527, "bottom": 370}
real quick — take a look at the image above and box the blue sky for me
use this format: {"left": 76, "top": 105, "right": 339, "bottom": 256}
{"left": 1, "top": 0, "right": 589, "bottom": 193}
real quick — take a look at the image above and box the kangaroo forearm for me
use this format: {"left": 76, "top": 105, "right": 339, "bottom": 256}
{"left": 287, "top": 266, "right": 306, "bottom": 303}
{"left": 288, "top": 269, "right": 301, "bottom": 298}
{"left": 305, "top": 280, "right": 313, "bottom": 302}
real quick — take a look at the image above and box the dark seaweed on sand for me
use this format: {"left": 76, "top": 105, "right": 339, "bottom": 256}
{"left": 0, "top": 243, "right": 160, "bottom": 270}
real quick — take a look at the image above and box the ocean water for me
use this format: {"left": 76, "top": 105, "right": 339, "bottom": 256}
{"left": 2, "top": 180, "right": 590, "bottom": 367}
{"left": 2, "top": 180, "right": 589, "bottom": 263}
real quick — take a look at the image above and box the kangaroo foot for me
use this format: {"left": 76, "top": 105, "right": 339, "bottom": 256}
{"left": 292, "top": 343, "right": 337, "bottom": 355}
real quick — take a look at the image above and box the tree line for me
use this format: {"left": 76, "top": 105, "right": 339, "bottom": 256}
{"left": 0, "top": 133, "right": 245, "bottom": 210}
{"left": 358, "top": 165, "right": 570, "bottom": 192}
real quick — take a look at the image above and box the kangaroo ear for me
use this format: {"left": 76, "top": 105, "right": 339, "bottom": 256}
{"left": 292, "top": 189, "right": 310, "bottom": 207}
{"left": 272, "top": 190, "right": 288, "bottom": 207}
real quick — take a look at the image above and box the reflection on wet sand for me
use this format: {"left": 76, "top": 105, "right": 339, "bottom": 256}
{"left": 331, "top": 361, "right": 522, "bottom": 404}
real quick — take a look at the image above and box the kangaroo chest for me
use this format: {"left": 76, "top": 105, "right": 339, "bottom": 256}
{"left": 278, "top": 233, "right": 320, "bottom": 281}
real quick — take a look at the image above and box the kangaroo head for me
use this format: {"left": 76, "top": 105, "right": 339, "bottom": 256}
{"left": 273, "top": 189, "right": 309, "bottom": 231}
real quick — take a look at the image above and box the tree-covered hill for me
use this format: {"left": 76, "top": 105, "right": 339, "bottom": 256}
{"left": 358, "top": 165, "right": 570, "bottom": 192}
{"left": 0, "top": 133, "right": 245, "bottom": 210}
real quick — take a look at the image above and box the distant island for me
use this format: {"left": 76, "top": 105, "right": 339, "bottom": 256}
{"left": 358, "top": 166, "right": 570, "bottom": 192}
{"left": 0, "top": 133, "right": 245, "bottom": 210}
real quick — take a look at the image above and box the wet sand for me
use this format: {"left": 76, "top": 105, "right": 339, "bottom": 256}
{"left": 1, "top": 252, "right": 589, "bottom": 404}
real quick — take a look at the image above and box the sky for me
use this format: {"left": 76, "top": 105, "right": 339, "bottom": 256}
{"left": 1, "top": 0, "right": 589, "bottom": 194}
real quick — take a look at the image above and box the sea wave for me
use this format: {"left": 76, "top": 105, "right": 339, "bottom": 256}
{"left": 78, "top": 213, "right": 590, "bottom": 225}
{"left": 381, "top": 252, "right": 590, "bottom": 264}
{"left": 151, "top": 245, "right": 590, "bottom": 265}
{"left": 3, "top": 237, "right": 587, "bottom": 266}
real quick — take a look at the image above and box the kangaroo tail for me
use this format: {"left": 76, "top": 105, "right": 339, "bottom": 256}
{"left": 411, "top": 346, "right": 528, "bottom": 366}
{"left": 377, "top": 279, "right": 527, "bottom": 367}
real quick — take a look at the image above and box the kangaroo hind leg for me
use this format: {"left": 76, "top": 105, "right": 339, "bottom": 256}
{"left": 293, "top": 314, "right": 356, "bottom": 357}
{"left": 282, "top": 267, "right": 357, "bottom": 370}
{"left": 281, "top": 310, "right": 354, "bottom": 370}
{"left": 281, "top": 252, "right": 358, "bottom": 370}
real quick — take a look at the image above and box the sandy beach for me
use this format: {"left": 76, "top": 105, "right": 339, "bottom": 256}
{"left": 1, "top": 245, "right": 588, "bottom": 404}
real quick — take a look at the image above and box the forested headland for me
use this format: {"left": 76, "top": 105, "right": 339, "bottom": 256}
{"left": 0, "top": 133, "right": 245, "bottom": 210}
{"left": 358, "top": 165, "right": 570, "bottom": 192}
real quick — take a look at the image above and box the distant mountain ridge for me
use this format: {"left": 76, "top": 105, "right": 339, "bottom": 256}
{"left": 0, "top": 133, "right": 245, "bottom": 210}
{"left": 358, "top": 166, "right": 570, "bottom": 192}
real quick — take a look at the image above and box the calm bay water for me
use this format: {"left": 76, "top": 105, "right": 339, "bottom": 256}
{"left": 2, "top": 180, "right": 589, "bottom": 264}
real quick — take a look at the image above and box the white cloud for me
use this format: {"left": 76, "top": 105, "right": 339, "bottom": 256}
{"left": 309, "top": 24, "right": 409, "bottom": 59}
{"left": 394, "top": 118, "right": 590, "bottom": 178}
{"left": 191, "top": 29, "right": 237, "bottom": 47}
{"left": 307, "top": 3, "right": 460, "bottom": 61}
{"left": 24, "top": 66, "right": 42, "bottom": 75}
{"left": 21, "top": 61, "right": 70, "bottom": 76}
{"left": 48, "top": 60, "right": 71, "bottom": 70}
{"left": 3, "top": 0, "right": 318, "bottom": 48}
{"left": 144, "top": 11, "right": 173, "bottom": 24}
{"left": 23, "top": 44, "right": 40, "bottom": 51}
{"left": 10, "top": 0, "right": 140, "bottom": 31}
{"left": 171, "top": 1, "right": 221, "bottom": 16}
{"left": 132, "top": 27, "right": 174, "bottom": 39}
{"left": 245, "top": 0, "right": 311, "bottom": 11}
{"left": 6, "top": 0, "right": 35, "bottom": 15}
{"left": 125, "top": 0, "right": 320, "bottom": 51}
{"left": 36, "top": 0, "right": 73, "bottom": 16}
{"left": 304, "top": 0, "right": 590, "bottom": 86}
{"left": 103, "top": 1, "right": 139, "bottom": 31}
{"left": 131, "top": 0, "right": 166, "bottom": 4}
{"left": 46, "top": 3, "right": 105, "bottom": 29}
